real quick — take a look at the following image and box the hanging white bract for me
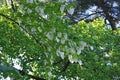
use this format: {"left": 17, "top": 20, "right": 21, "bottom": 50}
{"left": 27, "top": 8, "right": 32, "bottom": 14}
{"left": 57, "top": 32, "right": 62, "bottom": 38}
{"left": 90, "top": 46, "right": 94, "bottom": 50}
{"left": 67, "top": 6, "right": 75, "bottom": 15}
{"left": 60, "top": 5, "right": 65, "bottom": 13}
{"left": 56, "top": 37, "right": 60, "bottom": 42}
{"left": 68, "top": 55, "right": 74, "bottom": 63}
{"left": 61, "top": 38, "right": 66, "bottom": 44}
{"left": 78, "top": 60, "right": 82, "bottom": 65}
{"left": 59, "top": 51, "right": 64, "bottom": 59}
{"left": 57, "top": 49, "right": 65, "bottom": 59}
{"left": 77, "top": 47, "right": 82, "bottom": 55}
{"left": 26, "top": 0, "right": 33, "bottom": 3}
{"left": 46, "top": 32, "right": 54, "bottom": 40}
{"left": 64, "top": 33, "right": 68, "bottom": 40}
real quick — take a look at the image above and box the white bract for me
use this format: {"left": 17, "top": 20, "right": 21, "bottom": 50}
{"left": 61, "top": 39, "right": 65, "bottom": 44}
{"left": 38, "top": 27, "right": 42, "bottom": 32}
{"left": 31, "top": 27, "right": 36, "bottom": 32}
{"left": 79, "top": 41, "right": 87, "bottom": 50}
{"left": 90, "top": 46, "right": 94, "bottom": 50}
{"left": 46, "top": 32, "right": 54, "bottom": 40}
{"left": 68, "top": 55, "right": 74, "bottom": 63}
{"left": 17, "top": 20, "right": 22, "bottom": 25}
{"left": 80, "top": 41, "right": 87, "bottom": 47}
{"left": 35, "top": 6, "right": 40, "bottom": 12}
{"left": 59, "top": 52, "right": 64, "bottom": 59}
{"left": 27, "top": 8, "right": 32, "bottom": 14}
{"left": 78, "top": 60, "right": 82, "bottom": 65}
{"left": 77, "top": 47, "right": 82, "bottom": 55}
{"left": 52, "top": 28, "right": 56, "bottom": 33}
{"left": 48, "top": 72, "right": 52, "bottom": 76}
{"left": 56, "top": 37, "right": 60, "bottom": 42}
{"left": 64, "top": 33, "right": 68, "bottom": 40}
{"left": 70, "top": 48, "right": 75, "bottom": 54}
{"left": 57, "top": 49, "right": 64, "bottom": 59}
{"left": 41, "top": 14, "right": 48, "bottom": 19}
{"left": 57, "top": 32, "right": 62, "bottom": 38}
{"left": 100, "top": 46, "right": 104, "bottom": 49}
{"left": 26, "top": 0, "right": 33, "bottom": 3}
{"left": 68, "top": 55, "right": 78, "bottom": 63}
{"left": 60, "top": 5, "right": 65, "bottom": 13}
{"left": 74, "top": 58, "right": 78, "bottom": 63}
{"left": 40, "top": 7, "right": 45, "bottom": 14}
{"left": 67, "top": 7, "right": 75, "bottom": 15}
{"left": 105, "top": 53, "right": 110, "bottom": 57}
{"left": 107, "top": 62, "right": 112, "bottom": 66}
{"left": 40, "top": 7, "right": 48, "bottom": 19}
{"left": 50, "top": 58, "right": 54, "bottom": 64}
{"left": 59, "top": 0, "right": 69, "bottom": 2}
{"left": 19, "top": 5, "right": 24, "bottom": 10}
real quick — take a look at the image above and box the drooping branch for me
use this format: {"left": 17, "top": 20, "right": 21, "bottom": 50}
{"left": 10, "top": 0, "right": 16, "bottom": 11}
{"left": 18, "top": 69, "right": 46, "bottom": 80}
{"left": 0, "top": 13, "right": 40, "bottom": 44}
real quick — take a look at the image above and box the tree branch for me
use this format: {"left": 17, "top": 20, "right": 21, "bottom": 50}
{"left": 18, "top": 69, "right": 46, "bottom": 80}
{"left": 0, "top": 65, "right": 45, "bottom": 80}
{"left": 0, "top": 13, "right": 40, "bottom": 44}
{"left": 95, "top": 0, "right": 117, "bottom": 30}
{"left": 61, "top": 60, "right": 70, "bottom": 72}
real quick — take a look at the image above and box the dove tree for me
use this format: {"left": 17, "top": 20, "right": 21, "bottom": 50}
{"left": 0, "top": 0, "right": 120, "bottom": 80}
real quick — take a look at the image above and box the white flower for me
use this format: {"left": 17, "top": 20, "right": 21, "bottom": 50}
{"left": 80, "top": 41, "right": 87, "bottom": 47}
{"left": 59, "top": 0, "right": 66, "bottom": 2}
{"left": 19, "top": 5, "right": 24, "bottom": 10}
{"left": 57, "top": 49, "right": 64, "bottom": 59}
{"left": 100, "top": 46, "right": 104, "bottom": 49}
{"left": 31, "top": 27, "right": 36, "bottom": 32}
{"left": 27, "top": 8, "right": 32, "bottom": 14}
{"left": 41, "top": 14, "right": 48, "bottom": 19}
{"left": 68, "top": 55, "right": 78, "bottom": 63}
{"left": 90, "top": 46, "right": 94, "bottom": 50}
{"left": 107, "top": 62, "right": 112, "bottom": 66}
{"left": 78, "top": 60, "right": 82, "bottom": 65}
{"left": 38, "top": 27, "right": 42, "bottom": 32}
{"left": 17, "top": 20, "right": 22, "bottom": 25}
{"left": 52, "top": 28, "right": 56, "bottom": 33}
{"left": 60, "top": 5, "right": 65, "bottom": 13}
{"left": 35, "top": 6, "right": 40, "bottom": 12}
{"left": 68, "top": 55, "right": 74, "bottom": 63}
{"left": 77, "top": 48, "right": 82, "bottom": 55}
{"left": 50, "top": 59, "right": 54, "bottom": 64}
{"left": 59, "top": 52, "right": 64, "bottom": 59}
{"left": 73, "top": 58, "right": 78, "bottom": 63}
{"left": 105, "top": 53, "right": 110, "bottom": 57}
{"left": 70, "top": 48, "right": 75, "bottom": 54}
{"left": 57, "top": 32, "right": 62, "bottom": 38}
{"left": 48, "top": 72, "right": 52, "bottom": 76}
{"left": 67, "top": 7, "right": 75, "bottom": 15}
{"left": 56, "top": 37, "right": 60, "bottom": 42}
{"left": 40, "top": 7, "right": 45, "bottom": 14}
{"left": 46, "top": 32, "right": 54, "bottom": 40}
{"left": 64, "top": 33, "right": 68, "bottom": 40}
{"left": 61, "top": 39, "right": 65, "bottom": 44}
{"left": 26, "top": 0, "right": 33, "bottom": 3}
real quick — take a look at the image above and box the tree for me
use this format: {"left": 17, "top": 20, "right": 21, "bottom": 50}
{"left": 65, "top": 0, "right": 120, "bottom": 30}
{"left": 0, "top": 0, "right": 120, "bottom": 80}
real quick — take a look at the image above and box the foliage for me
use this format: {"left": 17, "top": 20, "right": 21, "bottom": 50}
{"left": 0, "top": 0, "right": 120, "bottom": 80}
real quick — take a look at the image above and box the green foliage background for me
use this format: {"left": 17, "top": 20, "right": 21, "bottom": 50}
{"left": 0, "top": 1, "right": 120, "bottom": 80}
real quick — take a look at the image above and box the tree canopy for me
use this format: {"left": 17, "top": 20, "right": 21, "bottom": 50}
{"left": 0, "top": 0, "right": 120, "bottom": 80}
